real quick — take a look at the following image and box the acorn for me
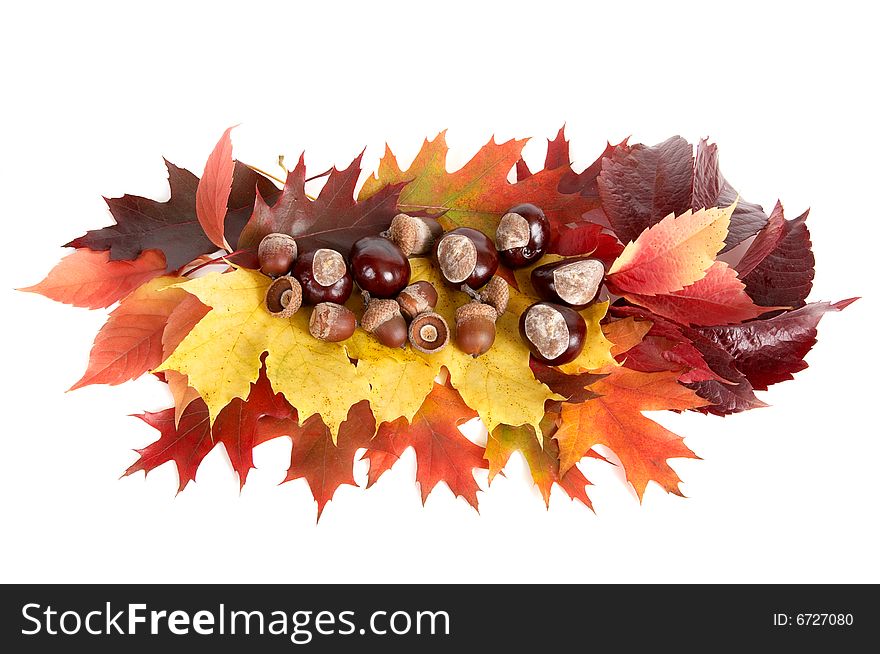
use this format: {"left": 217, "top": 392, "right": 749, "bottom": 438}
{"left": 258, "top": 233, "right": 298, "bottom": 276}
{"left": 408, "top": 311, "right": 449, "bottom": 354}
{"left": 309, "top": 302, "right": 356, "bottom": 342}
{"left": 455, "top": 302, "right": 498, "bottom": 357}
{"left": 386, "top": 213, "right": 444, "bottom": 257}
{"left": 519, "top": 302, "right": 586, "bottom": 365}
{"left": 396, "top": 281, "right": 439, "bottom": 320}
{"left": 434, "top": 227, "right": 499, "bottom": 291}
{"left": 530, "top": 257, "right": 605, "bottom": 309}
{"left": 495, "top": 204, "right": 550, "bottom": 268}
{"left": 480, "top": 276, "right": 509, "bottom": 315}
{"left": 265, "top": 276, "right": 302, "bottom": 318}
{"left": 361, "top": 298, "right": 408, "bottom": 348}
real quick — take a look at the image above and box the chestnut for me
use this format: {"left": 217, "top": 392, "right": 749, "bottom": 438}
{"left": 495, "top": 203, "right": 550, "bottom": 268}
{"left": 530, "top": 257, "right": 605, "bottom": 309}
{"left": 518, "top": 302, "right": 586, "bottom": 365}
{"left": 435, "top": 227, "right": 499, "bottom": 291}
{"left": 292, "top": 248, "right": 353, "bottom": 305}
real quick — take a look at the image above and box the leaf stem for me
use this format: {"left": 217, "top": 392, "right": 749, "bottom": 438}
{"left": 184, "top": 249, "right": 252, "bottom": 276}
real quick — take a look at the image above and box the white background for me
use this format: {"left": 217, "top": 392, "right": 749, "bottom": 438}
{"left": 1, "top": 1, "right": 877, "bottom": 584}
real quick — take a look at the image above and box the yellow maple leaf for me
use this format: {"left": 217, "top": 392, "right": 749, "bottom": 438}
{"left": 156, "top": 267, "right": 369, "bottom": 439}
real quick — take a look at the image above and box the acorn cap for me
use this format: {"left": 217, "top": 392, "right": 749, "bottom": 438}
{"left": 265, "top": 276, "right": 302, "bottom": 318}
{"left": 455, "top": 302, "right": 498, "bottom": 325}
{"left": 408, "top": 311, "right": 449, "bottom": 354}
{"left": 388, "top": 214, "right": 442, "bottom": 257}
{"left": 361, "top": 298, "right": 402, "bottom": 333}
{"left": 481, "top": 276, "right": 509, "bottom": 315}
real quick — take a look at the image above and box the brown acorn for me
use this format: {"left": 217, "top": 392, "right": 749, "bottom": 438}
{"left": 258, "top": 233, "right": 299, "bottom": 276}
{"left": 265, "top": 276, "right": 302, "bottom": 318}
{"left": 386, "top": 213, "right": 444, "bottom": 257}
{"left": 396, "top": 281, "right": 439, "bottom": 320}
{"left": 455, "top": 302, "right": 498, "bottom": 357}
{"left": 361, "top": 298, "right": 408, "bottom": 348}
{"left": 518, "top": 302, "right": 586, "bottom": 365}
{"left": 408, "top": 311, "right": 449, "bottom": 354}
{"left": 309, "top": 303, "right": 356, "bottom": 342}
{"left": 480, "top": 276, "right": 509, "bottom": 315}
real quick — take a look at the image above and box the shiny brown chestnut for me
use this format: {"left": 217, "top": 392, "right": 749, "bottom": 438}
{"left": 434, "top": 227, "right": 499, "bottom": 290}
{"left": 495, "top": 203, "right": 550, "bottom": 269}
{"left": 350, "top": 236, "right": 411, "bottom": 298}
{"left": 530, "top": 257, "right": 605, "bottom": 309}
{"left": 518, "top": 301, "right": 586, "bottom": 365}
{"left": 292, "top": 248, "right": 353, "bottom": 305}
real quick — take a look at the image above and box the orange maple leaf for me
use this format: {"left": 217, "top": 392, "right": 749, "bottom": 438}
{"left": 359, "top": 131, "right": 597, "bottom": 237}
{"left": 362, "top": 382, "right": 486, "bottom": 509}
{"left": 555, "top": 368, "right": 710, "bottom": 500}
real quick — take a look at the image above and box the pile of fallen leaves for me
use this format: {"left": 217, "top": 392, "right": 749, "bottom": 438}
{"left": 21, "top": 128, "right": 853, "bottom": 518}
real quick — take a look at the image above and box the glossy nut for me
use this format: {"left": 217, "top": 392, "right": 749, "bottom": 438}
{"left": 455, "top": 302, "right": 497, "bottom": 357}
{"left": 292, "top": 249, "right": 353, "bottom": 305}
{"left": 258, "top": 233, "right": 299, "bottom": 276}
{"left": 434, "top": 227, "right": 499, "bottom": 290}
{"left": 309, "top": 303, "right": 356, "bottom": 342}
{"left": 495, "top": 203, "right": 550, "bottom": 269}
{"left": 350, "top": 236, "right": 411, "bottom": 298}
{"left": 518, "top": 302, "right": 586, "bottom": 365}
{"left": 396, "top": 281, "right": 439, "bottom": 320}
{"left": 387, "top": 214, "right": 444, "bottom": 257}
{"left": 361, "top": 298, "right": 408, "bottom": 348}
{"left": 530, "top": 257, "right": 605, "bottom": 309}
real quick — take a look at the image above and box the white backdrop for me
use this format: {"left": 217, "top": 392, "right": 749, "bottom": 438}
{"left": 1, "top": 0, "right": 877, "bottom": 584}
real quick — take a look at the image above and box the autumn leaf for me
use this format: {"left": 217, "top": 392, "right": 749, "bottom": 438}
{"left": 599, "top": 136, "right": 767, "bottom": 251}
{"left": 157, "top": 266, "right": 369, "bottom": 438}
{"left": 70, "top": 276, "right": 188, "bottom": 390}
{"left": 549, "top": 218, "right": 624, "bottom": 261}
{"left": 237, "top": 152, "right": 405, "bottom": 256}
{"left": 20, "top": 248, "right": 166, "bottom": 309}
{"left": 486, "top": 422, "right": 595, "bottom": 509}
{"left": 514, "top": 126, "right": 571, "bottom": 180}
{"left": 161, "top": 293, "right": 210, "bottom": 358}
{"left": 623, "top": 261, "right": 784, "bottom": 326}
{"left": 282, "top": 400, "right": 375, "bottom": 520}
{"left": 195, "top": 126, "right": 235, "bottom": 251}
{"left": 695, "top": 299, "right": 856, "bottom": 390}
{"left": 363, "top": 383, "right": 485, "bottom": 509}
{"left": 126, "top": 366, "right": 293, "bottom": 491}
{"left": 165, "top": 370, "right": 200, "bottom": 428}
{"left": 555, "top": 368, "right": 709, "bottom": 499}
{"left": 736, "top": 201, "right": 815, "bottom": 309}
{"left": 606, "top": 204, "right": 733, "bottom": 296}
{"left": 603, "top": 316, "right": 653, "bottom": 356}
{"left": 358, "top": 131, "right": 595, "bottom": 237}
{"left": 66, "top": 160, "right": 277, "bottom": 272}
{"left": 529, "top": 359, "right": 605, "bottom": 403}
{"left": 127, "top": 399, "right": 213, "bottom": 492}
{"left": 693, "top": 138, "right": 769, "bottom": 252}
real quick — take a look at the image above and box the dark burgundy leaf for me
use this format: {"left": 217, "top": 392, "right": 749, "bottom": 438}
{"left": 598, "top": 136, "right": 695, "bottom": 244}
{"left": 237, "top": 152, "right": 406, "bottom": 255}
{"left": 559, "top": 139, "right": 630, "bottom": 197}
{"left": 736, "top": 202, "right": 815, "bottom": 309}
{"left": 695, "top": 299, "right": 856, "bottom": 391}
{"left": 67, "top": 160, "right": 277, "bottom": 273}
{"left": 693, "top": 139, "right": 768, "bottom": 252}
